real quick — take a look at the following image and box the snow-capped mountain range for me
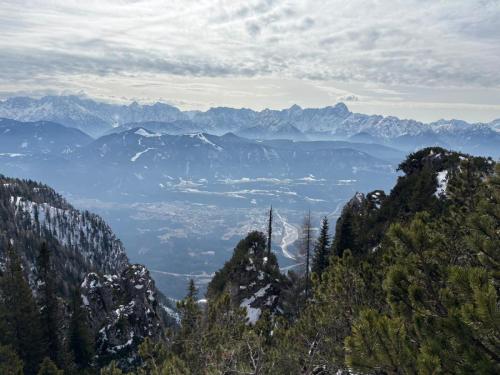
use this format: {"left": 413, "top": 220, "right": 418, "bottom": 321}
{"left": 0, "top": 95, "right": 498, "bottom": 157}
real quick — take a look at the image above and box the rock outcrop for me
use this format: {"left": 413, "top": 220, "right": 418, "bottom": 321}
{"left": 207, "top": 231, "right": 284, "bottom": 324}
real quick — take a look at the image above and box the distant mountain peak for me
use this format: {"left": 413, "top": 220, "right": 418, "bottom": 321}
{"left": 288, "top": 104, "right": 302, "bottom": 111}
{"left": 334, "top": 102, "right": 349, "bottom": 113}
{"left": 0, "top": 95, "right": 498, "bottom": 157}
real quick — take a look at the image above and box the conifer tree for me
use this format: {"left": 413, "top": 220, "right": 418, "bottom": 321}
{"left": 347, "top": 212, "right": 500, "bottom": 373}
{"left": 312, "top": 216, "right": 330, "bottom": 277}
{"left": 173, "top": 279, "right": 202, "bottom": 373}
{"left": 69, "top": 289, "right": 94, "bottom": 370}
{"left": 37, "top": 242, "right": 61, "bottom": 366}
{"left": 203, "top": 293, "right": 252, "bottom": 373}
{"left": 273, "top": 250, "right": 366, "bottom": 373}
{"left": 0, "top": 345, "right": 23, "bottom": 375}
{"left": 331, "top": 209, "right": 357, "bottom": 257}
{"left": 0, "top": 244, "right": 44, "bottom": 375}
{"left": 37, "top": 357, "right": 63, "bottom": 375}
{"left": 464, "top": 163, "right": 500, "bottom": 273}
{"left": 187, "top": 278, "right": 197, "bottom": 299}
{"left": 447, "top": 158, "right": 483, "bottom": 213}
{"left": 99, "top": 361, "right": 124, "bottom": 375}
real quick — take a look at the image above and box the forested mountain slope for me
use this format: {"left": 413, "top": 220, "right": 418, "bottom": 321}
{"left": 1, "top": 146, "right": 498, "bottom": 374}
{"left": 0, "top": 176, "right": 174, "bottom": 373}
{"left": 0, "top": 176, "right": 128, "bottom": 290}
{"left": 136, "top": 147, "right": 499, "bottom": 374}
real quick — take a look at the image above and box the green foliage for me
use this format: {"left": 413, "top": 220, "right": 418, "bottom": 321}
{"left": 37, "top": 242, "right": 64, "bottom": 367}
{"left": 0, "top": 244, "right": 45, "bottom": 374}
{"left": 271, "top": 251, "right": 367, "bottom": 373}
{"left": 172, "top": 281, "right": 202, "bottom": 374}
{"left": 332, "top": 204, "right": 361, "bottom": 257}
{"left": 346, "top": 309, "right": 416, "bottom": 373}
{"left": 99, "top": 361, "right": 124, "bottom": 375}
{"left": 312, "top": 216, "right": 330, "bottom": 277}
{"left": 157, "top": 355, "right": 190, "bottom": 375}
{"left": 207, "top": 231, "right": 269, "bottom": 299}
{"left": 276, "top": 150, "right": 499, "bottom": 374}
{"left": 1, "top": 149, "right": 498, "bottom": 374}
{"left": 137, "top": 337, "right": 170, "bottom": 375}
{"left": 69, "top": 288, "right": 94, "bottom": 370}
{"left": 37, "top": 357, "right": 63, "bottom": 375}
{"left": 0, "top": 345, "right": 24, "bottom": 375}
{"left": 347, "top": 205, "right": 500, "bottom": 373}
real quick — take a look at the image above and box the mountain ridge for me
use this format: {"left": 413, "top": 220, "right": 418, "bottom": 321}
{"left": 1, "top": 96, "right": 498, "bottom": 158}
{"left": 0, "top": 175, "right": 175, "bottom": 370}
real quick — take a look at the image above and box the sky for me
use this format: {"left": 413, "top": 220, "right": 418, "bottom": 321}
{"left": 1, "top": 0, "right": 500, "bottom": 122}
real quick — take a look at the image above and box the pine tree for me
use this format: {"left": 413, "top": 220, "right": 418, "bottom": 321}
{"left": 137, "top": 337, "right": 169, "bottom": 375}
{"left": 173, "top": 279, "right": 202, "bottom": 373}
{"left": 346, "top": 212, "right": 500, "bottom": 373}
{"left": 312, "top": 216, "right": 330, "bottom": 277}
{"left": 187, "top": 278, "right": 197, "bottom": 299}
{"left": 69, "top": 289, "right": 94, "bottom": 370}
{"left": 331, "top": 209, "right": 357, "bottom": 257}
{"left": 0, "top": 345, "right": 24, "bottom": 375}
{"left": 37, "top": 357, "right": 63, "bottom": 375}
{"left": 37, "top": 242, "right": 61, "bottom": 366}
{"left": 346, "top": 310, "right": 415, "bottom": 373}
{"left": 202, "top": 293, "right": 254, "bottom": 373}
{"left": 464, "top": 163, "right": 500, "bottom": 273}
{"left": 273, "top": 251, "right": 367, "bottom": 374}
{"left": 99, "top": 361, "right": 124, "bottom": 375}
{"left": 0, "top": 244, "right": 44, "bottom": 375}
{"left": 267, "top": 206, "right": 273, "bottom": 257}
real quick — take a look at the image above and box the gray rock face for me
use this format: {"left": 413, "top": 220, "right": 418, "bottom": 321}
{"left": 0, "top": 174, "right": 175, "bottom": 371}
{"left": 81, "top": 264, "right": 166, "bottom": 368}
{"left": 232, "top": 244, "right": 283, "bottom": 325}
{"left": 208, "top": 232, "right": 284, "bottom": 325}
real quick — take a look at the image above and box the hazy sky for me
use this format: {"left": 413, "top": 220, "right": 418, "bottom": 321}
{"left": 1, "top": 0, "right": 500, "bottom": 122}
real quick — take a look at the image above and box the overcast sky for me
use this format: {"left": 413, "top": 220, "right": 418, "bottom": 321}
{"left": 1, "top": 0, "right": 500, "bottom": 122}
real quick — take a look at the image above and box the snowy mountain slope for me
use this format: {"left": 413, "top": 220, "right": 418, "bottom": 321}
{"left": 0, "top": 175, "right": 175, "bottom": 369}
{"left": 81, "top": 265, "right": 169, "bottom": 367}
{"left": 65, "top": 128, "right": 395, "bottom": 186}
{"left": 0, "top": 176, "right": 129, "bottom": 276}
{"left": 0, "top": 96, "right": 187, "bottom": 137}
{"left": 1, "top": 96, "right": 498, "bottom": 157}
{"left": 0, "top": 125, "right": 400, "bottom": 202}
{"left": 104, "top": 120, "right": 205, "bottom": 136}
{"left": 0, "top": 118, "right": 93, "bottom": 155}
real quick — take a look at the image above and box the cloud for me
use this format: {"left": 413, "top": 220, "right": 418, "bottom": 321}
{"left": 0, "top": 0, "right": 500, "bottom": 121}
{"left": 337, "top": 94, "right": 360, "bottom": 102}
{"left": 0, "top": 0, "right": 498, "bottom": 88}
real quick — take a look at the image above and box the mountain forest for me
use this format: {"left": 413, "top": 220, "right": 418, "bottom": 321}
{"left": 0, "top": 147, "right": 499, "bottom": 374}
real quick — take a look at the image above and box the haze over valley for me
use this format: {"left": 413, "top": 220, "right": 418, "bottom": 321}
{"left": 0, "top": 96, "right": 498, "bottom": 297}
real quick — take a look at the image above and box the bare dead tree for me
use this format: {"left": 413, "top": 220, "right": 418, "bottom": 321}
{"left": 267, "top": 206, "right": 273, "bottom": 257}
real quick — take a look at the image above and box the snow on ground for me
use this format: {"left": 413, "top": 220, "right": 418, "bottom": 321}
{"left": 299, "top": 174, "right": 326, "bottom": 182}
{"left": 254, "top": 284, "right": 271, "bottom": 298}
{"left": 188, "top": 133, "right": 223, "bottom": 151}
{"left": 131, "top": 148, "right": 154, "bottom": 162}
{"left": 240, "top": 295, "right": 261, "bottom": 324}
{"left": 240, "top": 284, "right": 272, "bottom": 324}
{"left": 11, "top": 196, "right": 127, "bottom": 272}
{"left": 434, "top": 170, "right": 449, "bottom": 197}
{"left": 135, "top": 128, "right": 160, "bottom": 137}
{"left": 0, "top": 153, "right": 25, "bottom": 157}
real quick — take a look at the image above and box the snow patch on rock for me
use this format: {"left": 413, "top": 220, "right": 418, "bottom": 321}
{"left": 434, "top": 170, "right": 449, "bottom": 197}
